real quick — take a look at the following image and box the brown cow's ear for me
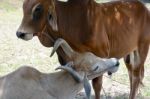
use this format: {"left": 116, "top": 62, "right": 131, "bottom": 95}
{"left": 48, "top": 5, "right": 58, "bottom": 31}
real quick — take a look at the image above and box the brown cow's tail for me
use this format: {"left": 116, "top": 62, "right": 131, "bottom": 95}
{"left": 50, "top": 38, "right": 75, "bottom": 58}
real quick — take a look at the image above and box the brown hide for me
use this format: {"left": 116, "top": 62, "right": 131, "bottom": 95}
{"left": 55, "top": 0, "right": 150, "bottom": 58}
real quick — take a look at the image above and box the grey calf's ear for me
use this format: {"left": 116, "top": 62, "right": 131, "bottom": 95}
{"left": 83, "top": 75, "right": 91, "bottom": 99}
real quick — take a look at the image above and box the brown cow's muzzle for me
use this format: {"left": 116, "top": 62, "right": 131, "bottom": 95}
{"left": 16, "top": 31, "right": 34, "bottom": 41}
{"left": 16, "top": 32, "right": 25, "bottom": 39}
{"left": 16, "top": 22, "right": 37, "bottom": 40}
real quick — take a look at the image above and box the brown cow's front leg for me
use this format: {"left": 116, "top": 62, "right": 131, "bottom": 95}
{"left": 57, "top": 54, "right": 66, "bottom": 65}
{"left": 124, "top": 43, "right": 149, "bottom": 99}
{"left": 92, "top": 76, "right": 103, "bottom": 99}
{"left": 56, "top": 48, "right": 68, "bottom": 65}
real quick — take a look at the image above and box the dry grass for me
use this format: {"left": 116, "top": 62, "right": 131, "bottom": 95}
{"left": 0, "top": 1, "right": 150, "bottom": 99}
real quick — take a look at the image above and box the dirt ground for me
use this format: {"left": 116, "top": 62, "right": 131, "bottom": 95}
{"left": 0, "top": 1, "right": 150, "bottom": 99}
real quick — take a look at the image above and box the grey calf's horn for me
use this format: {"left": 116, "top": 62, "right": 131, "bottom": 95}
{"left": 50, "top": 38, "right": 75, "bottom": 58}
{"left": 50, "top": 39, "right": 64, "bottom": 57}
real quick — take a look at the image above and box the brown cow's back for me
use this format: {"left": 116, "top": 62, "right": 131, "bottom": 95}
{"left": 99, "top": 1, "right": 150, "bottom": 58}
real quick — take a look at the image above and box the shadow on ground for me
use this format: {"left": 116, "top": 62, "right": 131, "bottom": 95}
{"left": 76, "top": 93, "right": 150, "bottom": 99}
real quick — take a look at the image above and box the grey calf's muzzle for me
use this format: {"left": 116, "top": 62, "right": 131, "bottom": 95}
{"left": 88, "top": 58, "right": 119, "bottom": 80}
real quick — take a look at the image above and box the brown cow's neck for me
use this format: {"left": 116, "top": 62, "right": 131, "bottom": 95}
{"left": 54, "top": 1, "right": 109, "bottom": 57}
{"left": 46, "top": 26, "right": 68, "bottom": 65}
{"left": 55, "top": 0, "right": 97, "bottom": 48}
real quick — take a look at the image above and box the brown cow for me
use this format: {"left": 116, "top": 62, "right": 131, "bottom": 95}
{"left": 16, "top": 0, "right": 150, "bottom": 99}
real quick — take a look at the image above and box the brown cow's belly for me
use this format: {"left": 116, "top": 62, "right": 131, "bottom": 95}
{"left": 108, "top": 38, "right": 138, "bottom": 58}
{"left": 76, "top": 35, "right": 138, "bottom": 59}
{"left": 95, "top": 31, "right": 139, "bottom": 59}
{"left": 94, "top": 46, "right": 136, "bottom": 59}
{"left": 109, "top": 46, "right": 137, "bottom": 59}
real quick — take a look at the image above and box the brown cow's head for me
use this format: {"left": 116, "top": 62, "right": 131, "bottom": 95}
{"left": 16, "top": 0, "right": 58, "bottom": 47}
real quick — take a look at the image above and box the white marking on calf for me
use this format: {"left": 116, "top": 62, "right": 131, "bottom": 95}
{"left": 129, "top": 50, "right": 140, "bottom": 67}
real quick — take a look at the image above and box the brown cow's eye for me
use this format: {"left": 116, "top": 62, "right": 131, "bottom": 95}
{"left": 48, "top": 14, "right": 53, "bottom": 20}
{"left": 33, "top": 4, "right": 43, "bottom": 21}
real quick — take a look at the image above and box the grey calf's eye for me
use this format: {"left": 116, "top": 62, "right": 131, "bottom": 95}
{"left": 93, "top": 66, "right": 99, "bottom": 71}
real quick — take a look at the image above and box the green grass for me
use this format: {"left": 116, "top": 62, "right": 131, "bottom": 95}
{"left": 0, "top": 2, "right": 16, "bottom": 12}
{"left": 0, "top": 0, "right": 23, "bottom": 12}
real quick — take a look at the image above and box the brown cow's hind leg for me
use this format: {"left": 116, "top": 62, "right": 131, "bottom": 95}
{"left": 124, "top": 55, "right": 133, "bottom": 92}
{"left": 124, "top": 42, "right": 149, "bottom": 99}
